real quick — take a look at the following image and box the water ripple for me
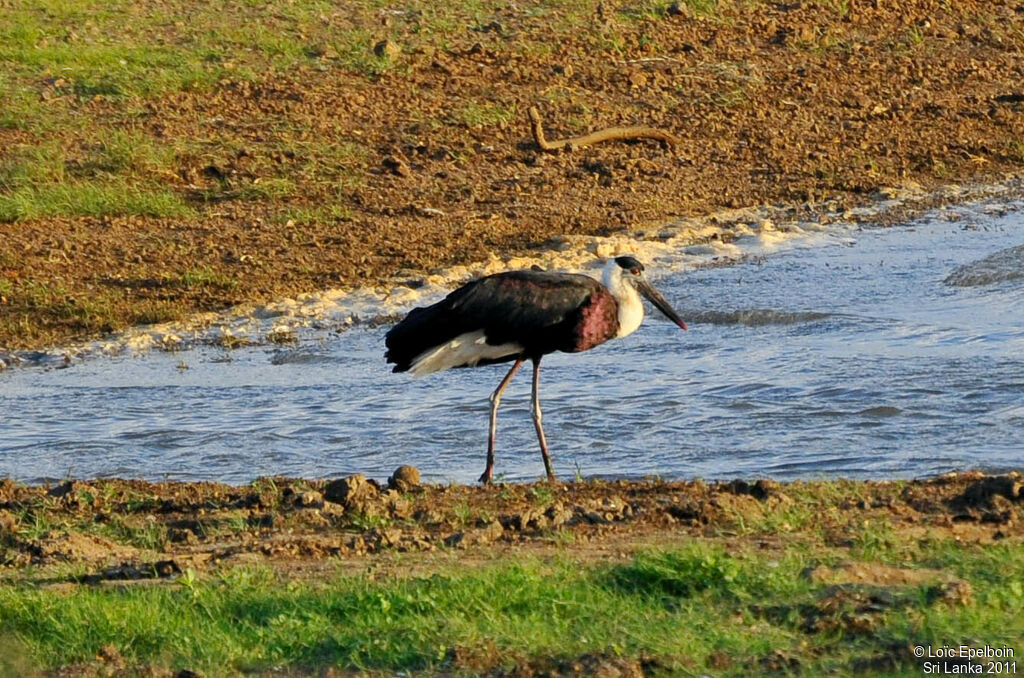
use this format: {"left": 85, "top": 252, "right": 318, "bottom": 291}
{"left": 2, "top": 214, "right": 1024, "bottom": 483}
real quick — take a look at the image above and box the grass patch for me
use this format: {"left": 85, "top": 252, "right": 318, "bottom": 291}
{"left": 0, "top": 279, "right": 180, "bottom": 348}
{"left": 452, "top": 101, "right": 516, "bottom": 129}
{"left": 1, "top": 540, "right": 1021, "bottom": 674}
{"left": 0, "top": 182, "right": 191, "bottom": 222}
{"left": 176, "top": 268, "right": 237, "bottom": 291}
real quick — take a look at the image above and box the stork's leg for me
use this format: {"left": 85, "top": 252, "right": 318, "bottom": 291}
{"left": 479, "top": 358, "right": 524, "bottom": 484}
{"left": 531, "top": 357, "right": 556, "bottom": 481}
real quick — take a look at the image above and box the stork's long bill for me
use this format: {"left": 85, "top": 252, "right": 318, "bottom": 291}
{"left": 636, "top": 278, "right": 688, "bottom": 330}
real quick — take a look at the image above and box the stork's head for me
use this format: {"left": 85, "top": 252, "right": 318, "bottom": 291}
{"left": 604, "top": 256, "right": 688, "bottom": 330}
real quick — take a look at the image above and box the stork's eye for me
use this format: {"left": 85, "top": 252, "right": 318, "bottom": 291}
{"left": 630, "top": 268, "right": 640, "bottom": 275}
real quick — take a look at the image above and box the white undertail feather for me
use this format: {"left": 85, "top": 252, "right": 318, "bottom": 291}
{"left": 602, "top": 260, "right": 644, "bottom": 338}
{"left": 409, "top": 330, "right": 523, "bottom": 376}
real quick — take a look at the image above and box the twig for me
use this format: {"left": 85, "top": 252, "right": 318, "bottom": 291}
{"left": 528, "top": 106, "right": 678, "bottom": 153}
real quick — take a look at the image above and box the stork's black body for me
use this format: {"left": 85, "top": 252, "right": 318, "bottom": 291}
{"left": 385, "top": 257, "right": 687, "bottom": 483}
{"left": 385, "top": 270, "right": 619, "bottom": 372}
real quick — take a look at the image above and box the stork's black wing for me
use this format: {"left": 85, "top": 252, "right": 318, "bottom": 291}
{"left": 385, "top": 271, "right": 604, "bottom": 372}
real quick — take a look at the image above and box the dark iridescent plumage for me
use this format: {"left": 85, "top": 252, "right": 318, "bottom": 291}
{"left": 385, "top": 270, "right": 619, "bottom": 371}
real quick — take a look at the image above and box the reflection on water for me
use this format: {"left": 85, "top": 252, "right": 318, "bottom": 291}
{"left": 2, "top": 212, "right": 1023, "bottom": 485}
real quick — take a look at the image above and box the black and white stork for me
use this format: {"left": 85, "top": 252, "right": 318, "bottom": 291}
{"left": 384, "top": 255, "right": 687, "bottom": 483}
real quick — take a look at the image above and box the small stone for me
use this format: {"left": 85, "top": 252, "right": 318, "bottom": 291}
{"left": 47, "top": 481, "right": 77, "bottom": 499}
{"left": 168, "top": 528, "right": 198, "bottom": 545}
{"left": 444, "top": 520, "right": 503, "bottom": 548}
{"left": 796, "top": 25, "right": 816, "bottom": 42}
{"left": 382, "top": 155, "right": 411, "bottom": 177}
{"left": 553, "top": 64, "right": 573, "bottom": 78}
{"left": 324, "top": 474, "right": 378, "bottom": 507}
{"left": 296, "top": 490, "right": 324, "bottom": 508}
{"left": 373, "top": 39, "right": 400, "bottom": 61}
{"left": 366, "top": 526, "right": 403, "bottom": 549}
{"left": 0, "top": 509, "right": 17, "bottom": 535}
{"left": 414, "top": 205, "right": 445, "bottom": 218}
{"left": 479, "top": 519, "right": 504, "bottom": 542}
{"left": 388, "top": 465, "right": 421, "bottom": 491}
{"left": 97, "top": 645, "right": 124, "bottom": 666}
{"left": 444, "top": 531, "right": 468, "bottom": 548}
{"left": 153, "top": 559, "right": 182, "bottom": 578}
{"left": 545, "top": 504, "right": 574, "bottom": 528}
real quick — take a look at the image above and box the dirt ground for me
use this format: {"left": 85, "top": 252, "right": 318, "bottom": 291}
{"left": 2, "top": 470, "right": 1020, "bottom": 580}
{"left": 3, "top": 0, "right": 1024, "bottom": 349}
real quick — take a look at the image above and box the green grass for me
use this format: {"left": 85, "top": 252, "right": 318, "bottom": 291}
{"left": 452, "top": 101, "right": 516, "bottom": 129}
{"left": 0, "top": 539, "right": 1021, "bottom": 675}
{"left": 0, "top": 134, "right": 191, "bottom": 222}
{"left": 0, "top": 182, "right": 191, "bottom": 222}
{"left": 0, "top": 0, "right": 400, "bottom": 222}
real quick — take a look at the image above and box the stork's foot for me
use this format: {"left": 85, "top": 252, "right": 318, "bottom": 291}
{"left": 478, "top": 467, "right": 493, "bottom": 485}
{"left": 542, "top": 457, "right": 556, "bottom": 482}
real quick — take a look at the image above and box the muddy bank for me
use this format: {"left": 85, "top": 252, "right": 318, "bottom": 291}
{"left": 2, "top": 0, "right": 1024, "bottom": 350}
{"left": 2, "top": 471, "right": 1021, "bottom": 578}
{"left": 2, "top": 470, "right": 1022, "bottom": 677}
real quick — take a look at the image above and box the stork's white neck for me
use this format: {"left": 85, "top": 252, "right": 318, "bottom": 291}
{"left": 602, "top": 261, "right": 644, "bottom": 338}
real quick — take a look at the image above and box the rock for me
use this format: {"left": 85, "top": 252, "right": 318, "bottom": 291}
{"left": 388, "top": 465, "right": 421, "bottom": 491}
{"left": 414, "top": 205, "right": 445, "bottom": 218}
{"left": 365, "top": 527, "right": 403, "bottom": 549}
{"left": 444, "top": 531, "right": 468, "bottom": 548}
{"left": 168, "top": 527, "right": 198, "bottom": 545}
{"left": 931, "top": 580, "right": 973, "bottom": 606}
{"left": 444, "top": 520, "right": 504, "bottom": 548}
{"left": 373, "top": 39, "right": 401, "bottom": 61}
{"left": 479, "top": 519, "right": 504, "bottom": 542}
{"left": 667, "top": 502, "right": 701, "bottom": 522}
{"left": 545, "top": 503, "right": 575, "bottom": 528}
{"left": 296, "top": 490, "right": 324, "bottom": 508}
{"left": 0, "top": 478, "right": 15, "bottom": 504}
{"left": 0, "top": 509, "right": 17, "bottom": 536}
{"left": 97, "top": 645, "right": 124, "bottom": 667}
{"left": 324, "top": 474, "right": 378, "bottom": 507}
{"left": 951, "top": 475, "right": 1022, "bottom": 521}
{"left": 413, "top": 508, "right": 443, "bottom": 525}
{"left": 384, "top": 491, "right": 412, "bottom": 519}
{"left": 504, "top": 507, "right": 546, "bottom": 531}
{"left": 382, "top": 155, "right": 411, "bottom": 177}
{"left": 46, "top": 481, "right": 78, "bottom": 499}
{"left": 722, "top": 478, "right": 778, "bottom": 501}
{"left": 281, "top": 486, "right": 324, "bottom": 509}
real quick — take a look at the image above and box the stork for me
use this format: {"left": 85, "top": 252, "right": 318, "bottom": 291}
{"left": 384, "top": 256, "right": 687, "bottom": 483}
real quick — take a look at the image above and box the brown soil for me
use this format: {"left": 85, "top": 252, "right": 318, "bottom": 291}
{"left": 2, "top": 471, "right": 1021, "bottom": 579}
{"left": 3, "top": 0, "right": 1024, "bottom": 350}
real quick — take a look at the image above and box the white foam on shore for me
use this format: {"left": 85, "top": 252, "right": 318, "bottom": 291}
{"left": 1, "top": 178, "right": 1020, "bottom": 371}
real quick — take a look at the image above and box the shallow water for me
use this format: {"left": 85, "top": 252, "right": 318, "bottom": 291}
{"left": 2, "top": 210, "right": 1023, "bottom": 485}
